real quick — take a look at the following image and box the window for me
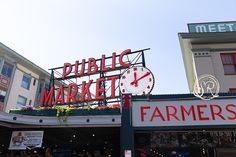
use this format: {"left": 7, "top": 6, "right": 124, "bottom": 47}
{"left": 16, "top": 95, "right": 27, "bottom": 108}
{"left": 229, "top": 88, "right": 236, "bottom": 93}
{"left": 33, "top": 78, "right": 36, "bottom": 86}
{"left": 1, "top": 62, "right": 13, "bottom": 78}
{"left": 29, "top": 100, "right": 32, "bottom": 105}
{"left": 21, "top": 74, "right": 31, "bottom": 90}
{"left": 0, "top": 89, "right": 6, "bottom": 103}
{"left": 221, "top": 53, "right": 236, "bottom": 75}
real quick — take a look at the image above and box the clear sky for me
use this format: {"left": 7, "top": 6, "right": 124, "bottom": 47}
{"left": 0, "top": 0, "right": 236, "bottom": 94}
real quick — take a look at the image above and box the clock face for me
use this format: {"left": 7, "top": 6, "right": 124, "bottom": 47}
{"left": 119, "top": 66, "right": 155, "bottom": 95}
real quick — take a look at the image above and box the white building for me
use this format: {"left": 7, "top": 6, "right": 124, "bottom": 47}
{"left": 179, "top": 22, "right": 236, "bottom": 93}
{"left": 0, "top": 42, "right": 51, "bottom": 112}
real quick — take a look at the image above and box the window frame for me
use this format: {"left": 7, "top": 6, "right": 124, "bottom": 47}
{"left": 220, "top": 53, "right": 236, "bottom": 75}
{"left": 1, "top": 62, "right": 13, "bottom": 78}
{"left": 16, "top": 95, "right": 27, "bottom": 108}
{"left": 21, "top": 73, "right": 31, "bottom": 90}
{"left": 0, "top": 89, "right": 7, "bottom": 103}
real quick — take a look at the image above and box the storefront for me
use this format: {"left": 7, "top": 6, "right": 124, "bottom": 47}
{"left": 0, "top": 111, "right": 121, "bottom": 157}
{"left": 127, "top": 94, "right": 236, "bottom": 157}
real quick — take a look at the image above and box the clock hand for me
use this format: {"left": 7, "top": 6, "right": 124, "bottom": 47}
{"left": 131, "top": 72, "right": 151, "bottom": 86}
{"left": 133, "top": 72, "right": 138, "bottom": 87}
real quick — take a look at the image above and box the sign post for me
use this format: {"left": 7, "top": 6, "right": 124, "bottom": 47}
{"left": 120, "top": 94, "right": 135, "bottom": 157}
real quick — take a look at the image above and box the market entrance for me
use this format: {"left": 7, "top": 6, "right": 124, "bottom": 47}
{"left": 0, "top": 126, "right": 120, "bottom": 157}
{"left": 44, "top": 127, "right": 120, "bottom": 157}
{"left": 134, "top": 130, "right": 236, "bottom": 157}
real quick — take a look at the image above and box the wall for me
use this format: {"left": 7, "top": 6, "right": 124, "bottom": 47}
{"left": 193, "top": 43, "right": 236, "bottom": 93}
{"left": 6, "top": 64, "right": 39, "bottom": 112}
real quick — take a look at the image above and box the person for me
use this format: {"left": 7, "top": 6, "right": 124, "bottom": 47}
{"left": 45, "top": 148, "right": 53, "bottom": 157}
{"left": 12, "top": 132, "right": 26, "bottom": 146}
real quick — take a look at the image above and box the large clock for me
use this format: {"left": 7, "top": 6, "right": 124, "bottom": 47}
{"left": 119, "top": 66, "right": 155, "bottom": 95}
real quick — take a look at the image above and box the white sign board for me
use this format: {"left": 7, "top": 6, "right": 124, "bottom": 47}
{"left": 9, "top": 131, "right": 44, "bottom": 150}
{"left": 132, "top": 99, "right": 236, "bottom": 127}
{"left": 125, "top": 150, "right": 132, "bottom": 157}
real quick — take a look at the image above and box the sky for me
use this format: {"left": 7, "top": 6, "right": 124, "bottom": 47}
{"left": 0, "top": 0, "right": 236, "bottom": 94}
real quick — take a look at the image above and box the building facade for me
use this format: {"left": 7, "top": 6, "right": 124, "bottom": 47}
{"left": 179, "top": 21, "right": 236, "bottom": 93}
{"left": 0, "top": 43, "right": 51, "bottom": 112}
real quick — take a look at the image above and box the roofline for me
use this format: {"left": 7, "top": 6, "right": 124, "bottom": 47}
{"left": 0, "top": 42, "right": 51, "bottom": 77}
{"left": 132, "top": 93, "right": 236, "bottom": 101}
{"left": 178, "top": 32, "right": 236, "bottom": 39}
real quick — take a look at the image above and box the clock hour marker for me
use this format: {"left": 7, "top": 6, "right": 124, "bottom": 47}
{"left": 143, "top": 91, "right": 145, "bottom": 95}
{"left": 133, "top": 67, "right": 137, "bottom": 71}
{"left": 127, "top": 70, "right": 130, "bottom": 74}
{"left": 121, "top": 83, "right": 123, "bottom": 86}
{"left": 149, "top": 78, "right": 152, "bottom": 82}
{"left": 147, "top": 85, "right": 150, "bottom": 89}
{"left": 122, "top": 76, "right": 126, "bottom": 79}
{"left": 122, "top": 89, "right": 125, "bottom": 93}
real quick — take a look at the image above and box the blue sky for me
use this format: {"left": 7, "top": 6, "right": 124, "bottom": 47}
{"left": 0, "top": 0, "right": 236, "bottom": 94}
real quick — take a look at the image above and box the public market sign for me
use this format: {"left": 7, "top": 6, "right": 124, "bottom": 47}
{"left": 41, "top": 49, "right": 132, "bottom": 106}
{"left": 132, "top": 98, "right": 236, "bottom": 127}
{"left": 188, "top": 21, "right": 236, "bottom": 33}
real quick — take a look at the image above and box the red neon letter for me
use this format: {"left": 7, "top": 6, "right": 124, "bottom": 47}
{"left": 95, "top": 78, "right": 105, "bottom": 100}
{"left": 62, "top": 63, "right": 72, "bottom": 79}
{"left": 226, "top": 104, "right": 236, "bottom": 120}
{"left": 55, "top": 85, "right": 65, "bottom": 105}
{"left": 81, "top": 80, "right": 93, "bottom": 102}
{"left": 119, "top": 49, "right": 132, "bottom": 67}
{"left": 112, "top": 52, "right": 116, "bottom": 70}
{"left": 101, "top": 54, "right": 110, "bottom": 72}
{"left": 87, "top": 58, "right": 98, "bottom": 75}
{"left": 166, "top": 106, "right": 180, "bottom": 121}
{"left": 41, "top": 87, "right": 54, "bottom": 107}
{"left": 67, "top": 83, "right": 78, "bottom": 103}
{"left": 150, "top": 107, "right": 165, "bottom": 121}
{"left": 107, "top": 76, "right": 119, "bottom": 98}
{"left": 180, "top": 105, "right": 196, "bottom": 121}
{"left": 210, "top": 104, "right": 225, "bottom": 120}
{"left": 75, "top": 59, "right": 85, "bottom": 77}
{"left": 197, "top": 105, "right": 210, "bottom": 121}
{"left": 140, "top": 106, "right": 150, "bottom": 122}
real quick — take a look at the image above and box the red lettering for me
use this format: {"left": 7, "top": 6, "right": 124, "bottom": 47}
{"left": 119, "top": 49, "right": 132, "bottom": 67}
{"left": 81, "top": 80, "right": 93, "bottom": 102}
{"left": 41, "top": 87, "right": 54, "bottom": 107}
{"left": 67, "top": 83, "right": 78, "bottom": 103}
{"left": 95, "top": 78, "right": 105, "bottom": 100}
{"left": 180, "top": 105, "right": 196, "bottom": 121}
{"left": 107, "top": 76, "right": 119, "bottom": 98}
{"left": 226, "top": 104, "right": 236, "bottom": 120}
{"left": 55, "top": 85, "right": 65, "bottom": 104}
{"left": 210, "top": 104, "right": 225, "bottom": 120}
{"left": 140, "top": 106, "right": 150, "bottom": 122}
{"left": 62, "top": 63, "right": 72, "bottom": 79}
{"left": 151, "top": 107, "right": 165, "bottom": 121}
{"left": 101, "top": 55, "right": 110, "bottom": 72}
{"left": 112, "top": 52, "right": 116, "bottom": 70}
{"left": 197, "top": 105, "right": 210, "bottom": 121}
{"left": 87, "top": 58, "right": 98, "bottom": 75}
{"left": 75, "top": 59, "right": 85, "bottom": 77}
{"left": 166, "top": 106, "right": 180, "bottom": 121}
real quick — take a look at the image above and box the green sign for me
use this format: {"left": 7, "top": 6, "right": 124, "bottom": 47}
{"left": 188, "top": 21, "right": 236, "bottom": 33}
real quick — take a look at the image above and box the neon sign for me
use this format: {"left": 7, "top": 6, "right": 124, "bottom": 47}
{"left": 40, "top": 49, "right": 139, "bottom": 107}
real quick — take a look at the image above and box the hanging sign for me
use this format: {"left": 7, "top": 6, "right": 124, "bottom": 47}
{"left": 9, "top": 131, "right": 44, "bottom": 150}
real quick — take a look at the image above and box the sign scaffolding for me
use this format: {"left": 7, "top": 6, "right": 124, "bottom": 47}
{"left": 41, "top": 48, "right": 150, "bottom": 108}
